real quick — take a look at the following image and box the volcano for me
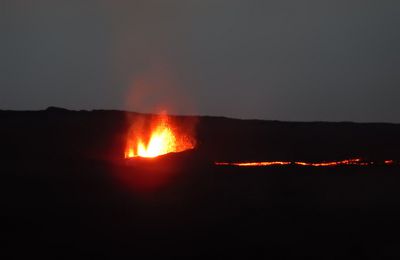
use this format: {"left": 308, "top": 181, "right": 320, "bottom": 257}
{"left": 2, "top": 107, "right": 400, "bottom": 258}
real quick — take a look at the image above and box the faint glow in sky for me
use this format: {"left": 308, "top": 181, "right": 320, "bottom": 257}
{"left": 1, "top": 1, "right": 400, "bottom": 122}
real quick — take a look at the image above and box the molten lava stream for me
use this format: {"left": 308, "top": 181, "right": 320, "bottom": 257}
{"left": 215, "top": 159, "right": 398, "bottom": 167}
{"left": 125, "top": 113, "right": 195, "bottom": 158}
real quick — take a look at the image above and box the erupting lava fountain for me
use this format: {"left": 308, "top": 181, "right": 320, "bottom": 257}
{"left": 125, "top": 112, "right": 196, "bottom": 158}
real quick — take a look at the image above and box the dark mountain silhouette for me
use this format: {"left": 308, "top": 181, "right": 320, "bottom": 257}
{"left": 1, "top": 108, "right": 400, "bottom": 258}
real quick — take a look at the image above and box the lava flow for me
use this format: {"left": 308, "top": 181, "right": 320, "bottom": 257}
{"left": 125, "top": 112, "right": 196, "bottom": 158}
{"left": 215, "top": 158, "right": 398, "bottom": 167}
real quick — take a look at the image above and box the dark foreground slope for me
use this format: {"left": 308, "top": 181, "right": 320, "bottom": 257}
{"left": 1, "top": 108, "right": 400, "bottom": 258}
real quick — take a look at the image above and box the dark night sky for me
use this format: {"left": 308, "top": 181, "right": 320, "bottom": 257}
{"left": 1, "top": 0, "right": 400, "bottom": 122}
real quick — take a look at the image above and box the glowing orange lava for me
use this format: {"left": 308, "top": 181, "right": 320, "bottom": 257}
{"left": 385, "top": 160, "right": 394, "bottom": 165}
{"left": 125, "top": 112, "right": 196, "bottom": 158}
{"left": 215, "top": 161, "right": 291, "bottom": 166}
{"left": 215, "top": 158, "right": 398, "bottom": 167}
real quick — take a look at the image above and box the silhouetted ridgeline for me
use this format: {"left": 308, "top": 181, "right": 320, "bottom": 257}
{"left": 2, "top": 107, "right": 400, "bottom": 258}
{"left": 1, "top": 107, "right": 399, "bottom": 162}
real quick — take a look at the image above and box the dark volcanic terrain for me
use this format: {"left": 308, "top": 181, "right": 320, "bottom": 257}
{"left": 1, "top": 107, "right": 400, "bottom": 258}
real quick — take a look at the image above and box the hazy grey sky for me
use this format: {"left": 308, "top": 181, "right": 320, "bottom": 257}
{"left": 1, "top": 0, "right": 400, "bottom": 122}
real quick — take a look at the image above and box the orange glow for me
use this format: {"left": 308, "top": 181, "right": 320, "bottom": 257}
{"left": 125, "top": 112, "right": 196, "bottom": 158}
{"left": 294, "top": 158, "right": 362, "bottom": 167}
{"left": 215, "top": 161, "right": 291, "bottom": 166}
{"left": 385, "top": 160, "right": 394, "bottom": 165}
{"left": 215, "top": 158, "right": 398, "bottom": 167}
